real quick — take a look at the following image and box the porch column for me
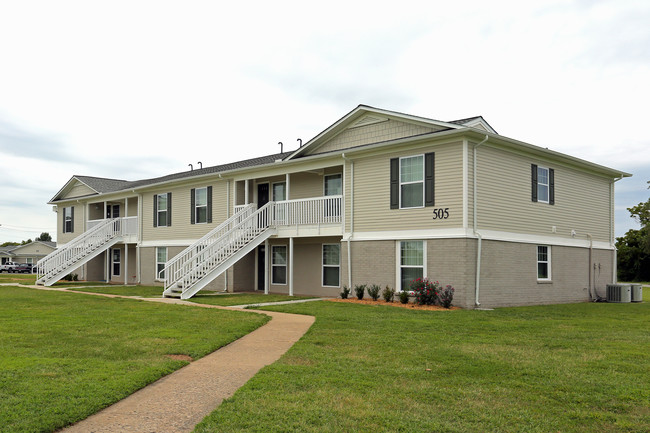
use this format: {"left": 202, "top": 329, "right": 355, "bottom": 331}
{"left": 124, "top": 245, "right": 129, "bottom": 285}
{"left": 286, "top": 173, "right": 290, "bottom": 200}
{"left": 103, "top": 202, "right": 107, "bottom": 219}
{"left": 244, "top": 179, "right": 249, "bottom": 205}
{"left": 289, "top": 237, "right": 294, "bottom": 296}
{"left": 264, "top": 239, "right": 270, "bottom": 295}
{"left": 105, "top": 250, "right": 110, "bottom": 282}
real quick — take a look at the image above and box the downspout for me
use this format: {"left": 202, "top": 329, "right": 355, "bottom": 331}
{"left": 587, "top": 233, "right": 593, "bottom": 300}
{"left": 342, "top": 153, "right": 353, "bottom": 288}
{"left": 225, "top": 178, "right": 229, "bottom": 292}
{"left": 473, "top": 135, "right": 489, "bottom": 307}
{"left": 611, "top": 176, "right": 623, "bottom": 284}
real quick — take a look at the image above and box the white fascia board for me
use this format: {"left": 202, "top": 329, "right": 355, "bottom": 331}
{"left": 48, "top": 176, "right": 100, "bottom": 204}
{"left": 348, "top": 228, "right": 613, "bottom": 249}
{"left": 286, "top": 105, "right": 465, "bottom": 160}
{"left": 138, "top": 240, "right": 197, "bottom": 248}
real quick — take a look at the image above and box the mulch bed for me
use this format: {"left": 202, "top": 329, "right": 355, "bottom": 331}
{"left": 327, "top": 298, "right": 459, "bottom": 311}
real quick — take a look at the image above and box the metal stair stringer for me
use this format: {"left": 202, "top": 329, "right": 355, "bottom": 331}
{"left": 174, "top": 227, "right": 276, "bottom": 300}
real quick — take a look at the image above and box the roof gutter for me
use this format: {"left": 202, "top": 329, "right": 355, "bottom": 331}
{"left": 473, "top": 135, "right": 489, "bottom": 307}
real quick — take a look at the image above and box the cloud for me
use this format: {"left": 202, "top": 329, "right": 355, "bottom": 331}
{"left": 0, "top": 117, "right": 74, "bottom": 163}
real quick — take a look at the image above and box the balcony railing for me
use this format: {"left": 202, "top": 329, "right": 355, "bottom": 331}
{"left": 87, "top": 216, "right": 138, "bottom": 235}
{"left": 235, "top": 195, "right": 342, "bottom": 226}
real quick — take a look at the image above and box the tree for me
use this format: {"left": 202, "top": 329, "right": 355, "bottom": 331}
{"left": 35, "top": 232, "right": 52, "bottom": 242}
{"left": 20, "top": 239, "right": 32, "bottom": 245}
{"left": 616, "top": 181, "right": 650, "bottom": 281}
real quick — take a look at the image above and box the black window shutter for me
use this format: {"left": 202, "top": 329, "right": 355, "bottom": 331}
{"left": 62, "top": 208, "right": 66, "bottom": 232}
{"left": 425, "top": 152, "right": 435, "bottom": 207}
{"left": 549, "top": 169, "right": 555, "bottom": 205}
{"left": 207, "top": 186, "right": 212, "bottom": 223}
{"left": 190, "top": 188, "right": 196, "bottom": 224}
{"left": 70, "top": 207, "right": 74, "bottom": 233}
{"left": 531, "top": 164, "right": 538, "bottom": 202}
{"left": 390, "top": 158, "right": 399, "bottom": 209}
{"left": 153, "top": 194, "right": 158, "bottom": 227}
{"left": 167, "top": 192, "right": 172, "bottom": 226}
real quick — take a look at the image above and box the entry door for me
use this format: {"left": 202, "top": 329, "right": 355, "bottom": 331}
{"left": 107, "top": 204, "right": 120, "bottom": 218}
{"left": 257, "top": 183, "right": 269, "bottom": 208}
{"left": 257, "top": 245, "right": 265, "bottom": 291}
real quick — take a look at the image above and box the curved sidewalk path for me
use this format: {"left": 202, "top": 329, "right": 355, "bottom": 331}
{"left": 19, "top": 287, "right": 316, "bottom": 433}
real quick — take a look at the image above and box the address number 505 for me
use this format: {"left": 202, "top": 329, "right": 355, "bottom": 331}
{"left": 432, "top": 208, "right": 450, "bottom": 220}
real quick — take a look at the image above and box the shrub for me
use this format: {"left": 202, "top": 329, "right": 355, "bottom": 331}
{"left": 340, "top": 286, "right": 351, "bottom": 299}
{"left": 410, "top": 278, "right": 440, "bottom": 305}
{"left": 367, "top": 284, "right": 381, "bottom": 301}
{"left": 438, "top": 284, "right": 455, "bottom": 308}
{"left": 382, "top": 286, "right": 395, "bottom": 303}
{"left": 354, "top": 284, "right": 366, "bottom": 300}
{"left": 399, "top": 290, "right": 410, "bottom": 304}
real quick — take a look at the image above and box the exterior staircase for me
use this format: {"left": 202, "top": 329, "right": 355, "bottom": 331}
{"left": 36, "top": 218, "right": 131, "bottom": 286}
{"left": 162, "top": 203, "right": 277, "bottom": 299}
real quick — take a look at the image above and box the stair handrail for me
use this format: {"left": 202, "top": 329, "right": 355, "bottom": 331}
{"left": 36, "top": 218, "right": 122, "bottom": 283}
{"left": 161, "top": 203, "right": 256, "bottom": 289}
{"left": 170, "top": 202, "right": 275, "bottom": 297}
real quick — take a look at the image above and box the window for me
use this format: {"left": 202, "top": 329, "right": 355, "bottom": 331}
{"left": 322, "top": 244, "right": 340, "bottom": 287}
{"left": 63, "top": 206, "right": 74, "bottom": 233}
{"left": 324, "top": 174, "right": 342, "bottom": 218}
{"left": 400, "top": 155, "right": 424, "bottom": 208}
{"left": 399, "top": 240, "right": 425, "bottom": 290}
{"left": 26, "top": 258, "right": 33, "bottom": 265}
{"left": 390, "top": 153, "right": 435, "bottom": 209}
{"left": 271, "top": 245, "right": 287, "bottom": 285}
{"left": 191, "top": 186, "right": 212, "bottom": 224}
{"left": 272, "top": 182, "right": 286, "bottom": 201}
{"left": 154, "top": 193, "right": 172, "bottom": 227}
{"left": 112, "top": 248, "right": 121, "bottom": 277}
{"left": 156, "top": 247, "right": 167, "bottom": 280}
{"left": 324, "top": 174, "right": 342, "bottom": 196}
{"left": 273, "top": 182, "right": 287, "bottom": 223}
{"left": 531, "top": 164, "right": 554, "bottom": 205}
{"left": 537, "top": 245, "right": 551, "bottom": 280}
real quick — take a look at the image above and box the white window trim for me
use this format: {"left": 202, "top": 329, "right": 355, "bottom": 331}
{"left": 537, "top": 166, "right": 550, "bottom": 204}
{"left": 157, "top": 193, "right": 168, "bottom": 227}
{"left": 395, "top": 240, "right": 427, "bottom": 291}
{"left": 194, "top": 187, "right": 208, "bottom": 224}
{"left": 272, "top": 181, "right": 286, "bottom": 201}
{"left": 271, "top": 245, "right": 287, "bottom": 285}
{"left": 322, "top": 243, "right": 341, "bottom": 288}
{"left": 112, "top": 248, "right": 121, "bottom": 277}
{"left": 323, "top": 173, "right": 342, "bottom": 196}
{"left": 156, "top": 246, "right": 167, "bottom": 281}
{"left": 537, "top": 245, "right": 551, "bottom": 281}
{"left": 399, "top": 154, "right": 425, "bottom": 209}
{"left": 63, "top": 206, "right": 73, "bottom": 233}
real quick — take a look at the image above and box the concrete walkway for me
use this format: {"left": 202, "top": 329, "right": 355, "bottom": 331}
{"left": 11, "top": 286, "right": 316, "bottom": 433}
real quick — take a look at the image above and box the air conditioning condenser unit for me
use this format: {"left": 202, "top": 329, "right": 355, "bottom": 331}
{"left": 606, "top": 284, "right": 631, "bottom": 303}
{"left": 630, "top": 284, "right": 643, "bottom": 303}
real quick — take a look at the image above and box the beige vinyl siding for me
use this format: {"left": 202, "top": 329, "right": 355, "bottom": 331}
{"left": 141, "top": 181, "right": 228, "bottom": 241}
{"left": 352, "top": 142, "right": 465, "bottom": 232}
{"left": 57, "top": 204, "right": 85, "bottom": 244}
{"left": 10, "top": 242, "right": 55, "bottom": 256}
{"left": 288, "top": 172, "right": 323, "bottom": 199}
{"left": 309, "top": 119, "right": 440, "bottom": 156}
{"left": 475, "top": 145, "right": 612, "bottom": 241}
{"left": 61, "top": 182, "right": 95, "bottom": 199}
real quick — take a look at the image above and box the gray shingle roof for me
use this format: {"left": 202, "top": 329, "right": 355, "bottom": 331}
{"left": 74, "top": 151, "right": 293, "bottom": 195}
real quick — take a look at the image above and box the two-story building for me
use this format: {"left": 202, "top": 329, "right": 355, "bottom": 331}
{"left": 38, "top": 105, "right": 631, "bottom": 308}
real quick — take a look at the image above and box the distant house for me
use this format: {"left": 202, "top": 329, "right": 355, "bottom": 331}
{"left": 1, "top": 241, "right": 57, "bottom": 266}
{"left": 37, "top": 105, "right": 631, "bottom": 308}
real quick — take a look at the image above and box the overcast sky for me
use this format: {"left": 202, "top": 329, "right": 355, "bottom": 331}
{"left": 0, "top": 0, "right": 648, "bottom": 243}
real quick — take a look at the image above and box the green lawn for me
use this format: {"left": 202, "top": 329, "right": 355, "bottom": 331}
{"left": 71, "top": 285, "right": 165, "bottom": 297}
{"left": 0, "top": 273, "right": 36, "bottom": 285}
{"left": 0, "top": 286, "right": 269, "bottom": 433}
{"left": 195, "top": 290, "right": 650, "bottom": 433}
{"left": 189, "top": 293, "right": 319, "bottom": 306}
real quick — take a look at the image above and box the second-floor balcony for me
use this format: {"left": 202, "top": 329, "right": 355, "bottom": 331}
{"left": 87, "top": 216, "right": 139, "bottom": 242}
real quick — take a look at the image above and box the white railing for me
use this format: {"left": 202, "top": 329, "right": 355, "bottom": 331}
{"left": 161, "top": 204, "right": 256, "bottom": 287}
{"left": 36, "top": 217, "right": 139, "bottom": 284}
{"left": 274, "top": 195, "right": 342, "bottom": 225}
{"left": 87, "top": 216, "right": 138, "bottom": 234}
{"left": 162, "top": 196, "right": 342, "bottom": 298}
